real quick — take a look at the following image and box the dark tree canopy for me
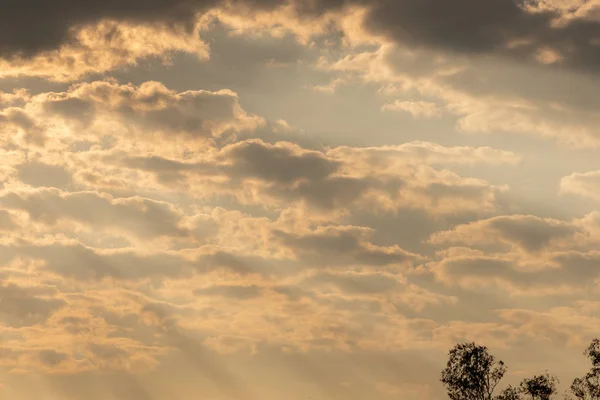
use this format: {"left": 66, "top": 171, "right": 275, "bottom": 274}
{"left": 440, "top": 342, "right": 507, "bottom": 400}
{"left": 439, "top": 339, "right": 600, "bottom": 400}
{"left": 584, "top": 340, "right": 600, "bottom": 367}
{"left": 496, "top": 385, "right": 521, "bottom": 400}
{"left": 519, "top": 372, "right": 558, "bottom": 400}
{"left": 570, "top": 339, "right": 600, "bottom": 400}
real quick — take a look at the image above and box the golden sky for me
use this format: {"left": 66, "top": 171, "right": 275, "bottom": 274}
{"left": 2, "top": 0, "right": 600, "bottom": 398}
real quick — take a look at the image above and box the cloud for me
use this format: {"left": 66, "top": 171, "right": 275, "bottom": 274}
{"left": 0, "top": 76, "right": 540, "bottom": 388}
{"left": 116, "top": 136, "right": 511, "bottom": 216}
{"left": 430, "top": 215, "right": 581, "bottom": 253}
{"left": 0, "top": 0, "right": 353, "bottom": 81}
{"left": 0, "top": 0, "right": 220, "bottom": 58}
{"left": 0, "top": 79, "right": 518, "bottom": 223}
{"left": 194, "top": 285, "right": 262, "bottom": 299}
{"left": 560, "top": 170, "right": 600, "bottom": 200}
{"left": 425, "top": 251, "right": 597, "bottom": 295}
{"left": 312, "top": 78, "right": 347, "bottom": 94}
{"left": 0, "top": 21, "right": 210, "bottom": 81}
{"left": 223, "top": 139, "right": 340, "bottom": 184}
{"left": 0, "top": 283, "right": 65, "bottom": 327}
{"left": 300, "top": 271, "right": 456, "bottom": 312}
{"left": 426, "top": 212, "right": 600, "bottom": 295}
{"left": 304, "top": 271, "right": 401, "bottom": 295}
{"left": 0, "top": 282, "right": 171, "bottom": 374}
{"left": 320, "top": 42, "right": 600, "bottom": 146}
{"left": 0, "top": 80, "right": 264, "bottom": 158}
{"left": 273, "top": 225, "right": 419, "bottom": 267}
{"left": 0, "top": 242, "right": 192, "bottom": 281}
{"left": 38, "top": 350, "right": 69, "bottom": 367}
{"left": 0, "top": 89, "right": 30, "bottom": 107}
{"left": 381, "top": 100, "right": 442, "bottom": 118}
{"left": 0, "top": 210, "right": 18, "bottom": 231}
{"left": 0, "top": 41, "right": 590, "bottom": 398}
{"left": 0, "top": 0, "right": 598, "bottom": 92}
{"left": 16, "top": 162, "right": 72, "bottom": 189}
{"left": 423, "top": 211, "right": 600, "bottom": 295}
{"left": 2, "top": 0, "right": 600, "bottom": 73}
{"left": 0, "top": 3, "right": 600, "bottom": 396}
{"left": 56, "top": 80, "right": 262, "bottom": 139}
{"left": 0, "top": 188, "right": 191, "bottom": 243}
{"left": 362, "top": 0, "right": 600, "bottom": 74}
{"left": 326, "top": 141, "right": 521, "bottom": 167}
{"left": 495, "top": 307, "right": 600, "bottom": 348}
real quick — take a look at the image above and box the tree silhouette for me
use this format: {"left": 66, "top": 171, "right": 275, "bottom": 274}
{"left": 438, "top": 341, "right": 600, "bottom": 400}
{"left": 440, "top": 342, "right": 507, "bottom": 400}
{"left": 570, "top": 339, "right": 600, "bottom": 400}
{"left": 496, "top": 385, "right": 521, "bottom": 400}
{"left": 519, "top": 372, "right": 558, "bottom": 400}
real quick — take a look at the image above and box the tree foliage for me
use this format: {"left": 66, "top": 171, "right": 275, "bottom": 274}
{"left": 519, "top": 372, "right": 559, "bottom": 400}
{"left": 496, "top": 385, "right": 521, "bottom": 400}
{"left": 570, "top": 339, "right": 600, "bottom": 400}
{"left": 440, "top": 342, "right": 507, "bottom": 400}
{"left": 440, "top": 339, "right": 600, "bottom": 400}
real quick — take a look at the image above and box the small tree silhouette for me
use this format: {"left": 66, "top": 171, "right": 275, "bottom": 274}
{"left": 440, "top": 342, "right": 563, "bottom": 400}
{"left": 570, "top": 339, "right": 600, "bottom": 400}
{"left": 440, "top": 342, "right": 507, "bottom": 400}
{"left": 496, "top": 385, "right": 521, "bottom": 400}
{"left": 519, "top": 372, "right": 558, "bottom": 400}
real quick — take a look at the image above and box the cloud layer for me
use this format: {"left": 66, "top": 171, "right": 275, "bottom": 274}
{"left": 1, "top": 2, "right": 600, "bottom": 399}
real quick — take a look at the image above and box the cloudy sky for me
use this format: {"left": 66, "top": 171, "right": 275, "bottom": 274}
{"left": 3, "top": 0, "right": 600, "bottom": 398}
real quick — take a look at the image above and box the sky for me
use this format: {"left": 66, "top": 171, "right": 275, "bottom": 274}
{"left": 3, "top": 0, "right": 600, "bottom": 399}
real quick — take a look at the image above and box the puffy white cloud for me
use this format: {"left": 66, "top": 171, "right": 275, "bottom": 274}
{"left": 561, "top": 170, "right": 600, "bottom": 200}
{"left": 0, "top": 80, "right": 264, "bottom": 154}
{"left": 381, "top": 100, "right": 443, "bottom": 118}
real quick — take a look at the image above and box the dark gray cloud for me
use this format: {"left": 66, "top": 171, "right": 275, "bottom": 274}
{"left": 274, "top": 175, "right": 374, "bottom": 211}
{"left": 16, "top": 162, "right": 72, "bottom": 189}
{"left": 0, "top": 283, "right": 65, "bottom": 327}
{"left": 4, "top": 0, "right": 600, "bottom": 74}
{"left": 225, "top": 139, "right": 339, "bottom": 184}
{"left": 120, "top": 137, "right": 502, "bottom": 214}
{"left": 225, "top": 140, "right": 378, "bottom": 210}
{"left": 0, "top": 0, "right": 216, "bottom": 58}
{"left": 88, "top": 343, "right": 129, "bottom": 362}
{"left": 0, "top": 0, "right": 318, "bottom": 58}
{"left": 0, "top": 210, "right": 18, "bottom": 230}
{"left": 365, "top": 0, "right": 547, "bottom": 53}
{"left": 0, "top": 189, "right": 188, "bottom": 239}
{"left": 120, "top": 142, "right": 374, "bottom": 211}
{"left": 0, "top": 243, "right": 190, "bottom": 281}
{"left": 365, "top": 0, "right": 600, "bottom": 73}
{"left": 194, "top": 284, "right": 262, "bottom": 299}
{"left": 487, "top": 215, "right": 579, "bottom": 252}
{"left": 0, "top": 108, "right": 45, "bottom": 145}
{"left": 194, "top": 251, "right": 293, "bottom": 276}
{"left": 274, "top": 228, "right": 417, "bottom": 267}
{"left": 434, "top": 251, "right": 600, "bottom": 291}
{"left": 38, "top": 349, "right": 69, "bottom": 366}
